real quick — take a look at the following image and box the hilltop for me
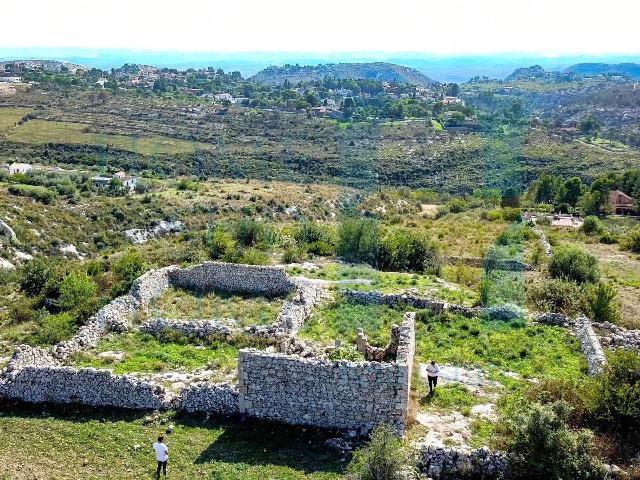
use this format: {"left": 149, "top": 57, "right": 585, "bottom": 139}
{"left": 0, "top": 59, "right": 85, "bottom": 74}
{"left": 251, "top": 62, "right": 438, "bottom": 86}
{"left": 564, "top": 62, "right": 640, "bottom": 79}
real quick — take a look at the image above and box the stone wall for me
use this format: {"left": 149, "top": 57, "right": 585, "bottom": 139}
{"left": 417, "top": 445, "right": 509, "bottom": 480}
{"left": 237, "top": 313, "right": 416, "bottom": 435}
{"left": 0, "top": 366, "right": 173, "bottom": 409}
{"left": 592, "top": 321, "right": 640, "bottom": 353}
{"left": 178, "top": 382, "right": 239, "bottom": 414}
{"left": 169, "top": 262, "right": 295, "bottom": 297}
{"left": 574, "top": 317, "right": 607, "bottom": 376}
{"left": 446, "top": 255, "right": 533, "bottom": 272}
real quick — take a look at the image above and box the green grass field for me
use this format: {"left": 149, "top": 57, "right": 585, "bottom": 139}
{"left": 5, "top": 119, "right": 209, "bottom": 155}
{"left": 69, "top": 332, "right": 239, "bottom": 379}
{"left": 151, "top": 287, "right": 286, "bottom": 327}
{"left": 0, "top": 404, "right": 345, "bottom": 480}
{"left": 0, "top": 107, "right": 32, "bottom": 131}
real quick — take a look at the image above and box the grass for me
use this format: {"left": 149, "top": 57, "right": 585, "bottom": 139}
{"left": 298, "top": 298, "right": 405, "bottom": 346}
{"left": 150, "top": 287, "right": 286, "bottom": 327}
{"left": 69, "top": 332, "right": 238, "bottom": 379}
{"left": 6, "top": 119, "right": 210, "bottom": 155}
{"left": 415, "top": 312, "right": 587, "bottom": 381}
{"left": 0, "top": 107, "right": 32, "bottom": 131}
{"left": 0, "top": 403, "right": 345, "bottom": 479}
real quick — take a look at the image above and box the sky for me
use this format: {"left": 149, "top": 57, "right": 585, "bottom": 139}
{"left": 2, "top": 0, "right": 640, "bottom": 56}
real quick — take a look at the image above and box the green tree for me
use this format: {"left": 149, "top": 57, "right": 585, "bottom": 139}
{"left": 562, "top": 177, "right": 584, "bottom": 206}
{"left": 58, "top": 272, "right": 98, "bottom": 315}
{"left": 548, "top": 245, "right": 599, "bottom": 284}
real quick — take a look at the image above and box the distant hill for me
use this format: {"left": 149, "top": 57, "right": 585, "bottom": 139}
{"left": 564, "top": 63, "right": 640, "bottom": 79}
{"left": 505, "top": 65, "right": 548, "bottom": 81}
{"left": 0, "top": 59, "right": 85, "bottom": 74}
{"left": 251, "top": 62, "right": 438, "bottom": 86}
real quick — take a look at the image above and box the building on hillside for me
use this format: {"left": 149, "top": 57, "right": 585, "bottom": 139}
{"left": 214, "top": 93, "right": 233, "bottom": 102}
{"left": 9, "top": 162, "right": 32, "bottom": 175}
{"left": 0, "top": 77, "right": 22, "bottom": 84}
{"left": 609, "top": 190, "right": 635, "bottom": 215}
{"left": 442, "top": 96, "right": 465, "bottom": 106}
{"left": 91, "top": 173, "right": 138, "bottom": 192}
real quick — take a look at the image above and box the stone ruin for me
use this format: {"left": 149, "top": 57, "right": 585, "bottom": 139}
{"left": 0, "top": 261, "right": 417, "bottom": 435}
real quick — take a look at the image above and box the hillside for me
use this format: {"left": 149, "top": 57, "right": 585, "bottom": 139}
{"left": 564, "top": 62, "right": 640, "bottom": 79}
{"left": 0, "top": 59, "right": 85, "bottom": 74}
{"left": 251, "top": 62, "right": 437, "bottom": 86}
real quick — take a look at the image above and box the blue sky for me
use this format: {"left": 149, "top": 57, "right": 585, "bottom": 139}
{"left": 2, "top": 0, "right": 639, "bottom": 55}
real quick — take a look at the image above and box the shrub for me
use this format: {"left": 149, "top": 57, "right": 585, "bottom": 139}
{"left": 204, "top": 227, "right": 235, "bottom": 260}
{"left": 58, "top": 272, "right": 98, "bottom": 313}
{"left": 9, "top": 298, "right": 42, "bottom": 324}
{"left": 33, "top": 312, "right": 76, "bottom": 345}
{"left": 582, "top": 282, "right": 620, "bottom": 324}
{"left": 527, "top": 278, "right": 583, "bottom": 316}
{"left": 447, "top": 198, "right": 466, "bottom": 214}
{"left": 8, "top": 184, "right": 58, "bottom": 204}
{"left": 234, "top": 218, "right": 274, "bottom": 247}
{"left": 111, "top": 250, "right": 147, "bottom": 297}
{"left": 580, "top": 216, "right": 603, "bottom": 236}
{"left": 622, "top": 228, "right": 640, "bottom": 253}
{"left": 598, "top": 231, "right": 618, "bottom": 245}
{"left": 282, "top": 245, "right": 306, "bottom": 264}
{"left": 481, "top": 209, "right": 503, "bottom": 222}
{"left": 223, "top": 247, "right": 270, "bottom": 265}
{"left": 337, "top": 218, "right": 380, "bottom": 267}
{"left": 502, "top": 207, "right": 523, "bottom": 222}
{"left": 307, "top": 240, "right": 335, "bottom": 256}
{"left": 347, "top": 424, "right": 411, "bottom": 480}
{"left": 548, "top": 245, "right": 599, "bottom": 284}
{"left": 378, "top": 229, "right": 441, "bottom": 274}
{"left": 506, "top": 401, "right": 606, "bottom": 480}
{"left": 435, "top": 205, "right": 450, "bottom": 218}
{"left": 19, "top": 256, "right": 60, "bottom": 297}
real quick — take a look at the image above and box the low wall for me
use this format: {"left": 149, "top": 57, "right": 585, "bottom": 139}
{"left": 0, "top": 366, "right": 173, "bottom": 409}
{"left": 237, "top": 313, "right": 416, "bottom": 435}
{"left": 592, "top": 321, "right": 640, "bottom": 353}
{"left": 446, "top": 255, "right": 533, "bottom": 272}
{"left": 417, "top": 445, "right": 509, "bottom": 480}
{"left": 574, "top": 317, "right": 607, "bottom": 376}
{"left": 179, "top": 382, "right": 239, "bottom": 414}
{"left": 168, "top": 262, "right": 295, "bottom": 296}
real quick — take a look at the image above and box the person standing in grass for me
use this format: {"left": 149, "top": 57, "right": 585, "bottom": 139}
{"left": 153, "top": 435, "right": 169, "bottom": 478}
{"left": 426, "top": 360, "right": 440, "bottom": 396}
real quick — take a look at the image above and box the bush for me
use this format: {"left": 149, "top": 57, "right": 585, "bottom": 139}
{"left": 8, "top": 184, "right": 58, "bottom": 204}
{"left": 9, "top": 298, "right": 42, "bottom": 324}
{"left": 580, "top": 216, "right": 603, "bottom": 236}
{"left": 223, "top": 246, "right": 270, "bottom": 265}
{"left": 598, "top": 231, "right": 618, "bottom": 244}
{"left": 33, "top": 312, "right": 76, "bottom": 345}
{"left": 435, "top": 205, "right": 450, "bottom": 218}
{"left": 307, "top": 240, "right": 335, "bottom": 256}
{"left": 234, "top": 218, "right": 274, "bottom": 247}
{"left": 204, "top": 227, "right": 235, "bottom": 260}
{"left": 582, "top": 282, "right": 620, "bottom": 324}
{"left": 58, "top": 272, "right": 98, "bottom": 314}
{"left": 481, "top": 209, "right": 503, "bottom": 222}
{"left": 111, "top": 250, "right": 147, "bottom": 297}
{"left": 622, "top": 228, "right": 640, "bottom": 253}
{"left": 282, "top": 245, "right": 306, "bottom": 264}
{"left": 447, "top": 198, "right": 466, "bottom": 214}
{"left": 527, "top": 278, "right": 583, "bottom": 317}
{"left": 337, "top": 218, "right": 380, "bottom": 267}
{"left": 502, "top": 207, "right": 523, "bottom": 222}
{"left": 506, "top": 401, "right": 606, "bottom": 480}
{"left": 548, "top": 245, "right": 599, "bottom": 284}
{"left": 378, "top": 229, "right": 441, "bottom": 274}
{"left": 347, "top": 424, "right": 411, "bottom": 480}
{"left": 18, "top": 256, "right": 60, "bottom": 297}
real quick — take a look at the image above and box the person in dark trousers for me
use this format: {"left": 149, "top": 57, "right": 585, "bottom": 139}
{"left": 426, "top": 360, "right": 440, "bottom": 396}
{"left": 153, "top": 435, "right": 169, "bottom": 478}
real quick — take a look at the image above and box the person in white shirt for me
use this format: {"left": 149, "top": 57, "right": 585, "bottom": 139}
{"left": 426, "top": 360, "right": 440, "bottom": 396}
{"left": 153, "top": 436, "right": 169, "bottom": 478}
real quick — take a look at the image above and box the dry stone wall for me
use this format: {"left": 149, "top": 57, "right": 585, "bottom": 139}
{"left": 343, "top": 289, "right": 477, "bottom": 317}
{"left": 593, "top": 321, "right": 640, "bottom": 353}
{"left": 168, "top": 262, "right": 295, "bottom": 296}
{"left": 237, "top": 313, "right": 416, "bottom": 435}
{"left": 446, "top": 255, "right": 533, "bottom": 271}
{"left": 178, "top": 382, "right": 239, "bottom": 414}
{"left": 418, "top": 445, "right": 509, "bottom": 480}
{"left": 0, "top": 366, "right": 173, "bottom": 409}
{"left": 574, "top": 317, "right": 607, "bottom": 375}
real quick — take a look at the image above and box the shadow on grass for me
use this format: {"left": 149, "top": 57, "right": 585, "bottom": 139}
{"left": 0, "top": 400, "right": 347, "bottom": 476}
{"left": 192, "top": 416, "right": 347, "bottom": 475}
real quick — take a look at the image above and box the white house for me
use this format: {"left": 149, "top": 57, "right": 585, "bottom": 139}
{"left": 214, "top": 93, "right": 233, "bottom": 102}
{"left": 9, "top": 162, "right": 32, "bottom": 175}
{"left": 0, "top": 77, "right": 22, "bottom": 84}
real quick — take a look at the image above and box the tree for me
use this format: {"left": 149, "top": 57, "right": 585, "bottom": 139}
{"left": 579, "top": 117, "right": 601, "bottom": 136}
{"left": 343, "top": 97, "right": 356, "bottom": 118}
{"left": 58, "top": 272, "right": 97, "bottom": 314}
{"left": 562, "top": 177, "right": 584, "bottom": 206}
{"left": 446, "top": 83, "right": 460, "bottom": 97}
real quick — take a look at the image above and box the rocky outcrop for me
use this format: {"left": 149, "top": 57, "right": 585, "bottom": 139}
{"left": 0, "top": 219, "right": 17, "bottom": 243}
{"left": 125, "top": 221, "right": 184, "bottom": 244}
{"left": 574, "top": 317, "right": 607, "bottom": 375}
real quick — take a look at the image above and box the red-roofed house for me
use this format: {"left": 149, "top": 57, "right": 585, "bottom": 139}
{"left": 608, "top": 190, "right": 635, "bottom": 215}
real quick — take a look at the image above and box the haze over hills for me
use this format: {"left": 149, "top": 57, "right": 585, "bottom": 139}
{"left": 564, "top": 62, "right": 640, "bottom": 79}
{"left": 2, "top": 48, "right": 640, "bottom": 82}
{"left": 250, "top": 62, "right": 437, "bottom": 86}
